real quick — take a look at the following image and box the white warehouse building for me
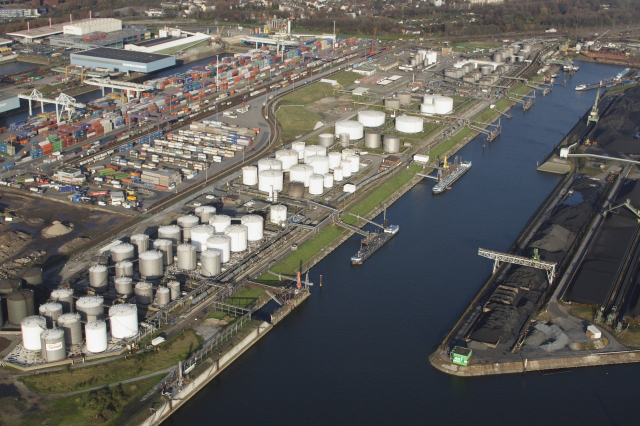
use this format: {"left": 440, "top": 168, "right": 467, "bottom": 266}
{"left": 63, "top": 18, "right": 123, "bottom": 36}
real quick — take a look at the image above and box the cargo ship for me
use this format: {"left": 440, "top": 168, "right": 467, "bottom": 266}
{"left": 351, "top": 224, "right": 399, "bottom": 265}
{"left": 575, "top": 68, "right": 630, "bottom": 91}
{"left": 433, "top": 156, "right": 471, "bottom": 194}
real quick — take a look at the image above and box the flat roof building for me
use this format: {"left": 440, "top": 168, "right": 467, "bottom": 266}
{"left": 50, "top": 27, "right": 150, "bottom": 50}
{"left": 7, "top": 18, "right": 123, "bottom": 44}
{"left": 0, "top": 94, "right": 20, "bottom": 114}
{"left": 70, "top": 48, "right": 176, "bottom": 73}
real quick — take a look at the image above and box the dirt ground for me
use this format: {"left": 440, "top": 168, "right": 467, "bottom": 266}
{"left": 307, "top": 95, "right": 356, "bottom": 122}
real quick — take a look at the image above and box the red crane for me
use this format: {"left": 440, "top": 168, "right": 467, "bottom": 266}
{"left": 369, "top": 28, "right": 377, "bottom": 56}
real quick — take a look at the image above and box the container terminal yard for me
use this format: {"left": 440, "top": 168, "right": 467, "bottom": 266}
{"left": 0, "top": 15, "right": 638, "bottom": 422}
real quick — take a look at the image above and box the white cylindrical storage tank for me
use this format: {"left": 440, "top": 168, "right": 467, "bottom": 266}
{"left": 339, "top": 133, "right": 350, "bottom": 147}
{"left": 364, "top": 131, "right": 381, "bottom": 149}
{"left": 115, "top": 261, "right": 134, "bottom": 278}
{"left": 41, "top": 328, "right": 66, "bottom": 362}
{"left": 289, "top": 164, "right": 314, "bottom": 187}
{"left": 190, "top": 225, "right": 214, "bottom": 252}
{"left": 269, "top": 205, "right": 288, "bottom": 225}
{"left": 21, "top": 315, "right": 46, "bottom": 351}
{"left": 328, "top": 152, "right": 342, "bottom": 170}
{"left": 110, "top": 243, "right": 135, "bottom": 263}
{"left": 306, "top": 155, "right": 330, "bottom": 175}
{"left": 357, "top": 111, "right": 386, "bottom": 127}
{"left": 258, "top": 158, "right": 282, "bottom": 172}
{"left": 275, "top": 149, "right": 299, "bottom": 171}
{"left": 177, "top": 244, "right": 197, "bottom": 270}
{"left": 130, "top": 234, "right": 149, "bottom": 256}
{"left": 109, "top": 304, "right": 138, "bottom": 339}
{"left": 334, "top": 120, "right": 364, "bottom": 140}
{"left": 493, "top": 51, "right": 503, "bottom": 62}
{"left": 258, "top": 170, "right": 284, "bottom": 193}
{"left": 242, "top": 166, "right": 258, "bottom": 186}
{"left": 341, "top": 163, "right": 352, "bottom": 178}
{"left": 241, "top": 215, "right": 264, "bottom": 241}
{"left": 206, "top": 235, "right": 231, "bottom": 263}
{"left": 481, "top": 65, "right": 492, "bottom": 75}
{"left": 309, "top": 174, "right": 324, "bottom": 195}
{"left": 420, "top": 103, "right": 437, "bottom": 114}
{"left": 157, "top": 225, "right": 181, "bottom": 244}
{"left": 156, "top": 287, "right": 170, "bottom": 307}
{"left": 50, "top": 288, "right": 74, "bottom": 313}
{"left": 153, "top": 239, "right": 174, "bottom": 265}
{"left": 115, "top": 277, "right": 133, "bottom": 296}
{"left": 303, "top": 145, "right": 326, "bottom": 162}
{"left": 334, "top": 167, "right": 344, "bottom": 182}
{"left": 398, "top": 92, "right": 412, "bottom": 105}
{"left": 341, "top": 148, "right": 356, "bottom": 161}
{"left": 434, "top": 96, "right": 454, "bottom": 115}
{"left": 89, "top": 265, "right": 108, "bottom": 292}
{"left": 323, "top": 173, "right": 334, "bottom": 188}
{"left": 383, "top": 135, "right": 401, "bottom": 153}
{"left": 209, "top": 215, "right": 232, "bottom": 234}
{"left": 168, "top": 281, "right": 181, "bottom": 300}
{"left": 39, "top": 302, "right": 62, "bottom": 328}
{"left": 85, "top": 321, "right": 108, "bottom": 353}
{"left": 138, "top": 251, "right": 164, "bottom": 280}
{"left": 423, "top": 94, "right": 435, "bottom": 104}
{"left": 57, "top": 312, "right": 82, "bottom": 347}
{"left": 346, "top": 155, "right": 360, "bottom": 173}
{"left": 318, "top": 134, "right": 334, "bottom": 148}
{"left": 177, "top": 215, "right": 200, "bottom": 241}
{"left": 134, "top": 282, "right": 153, "bottom": 305}
{"left": 200, "top": 250, "right": 221, "bottom": 277}
{"left": 224, "top": 225, "right": 248, "bottom": 252}
{"left": 291, "top": 141, "right": 305, "bottom": 159}
{"left": 396, "top": 116, "right": 423, "bottom": 133}
{"left": 76, "top": 296, "right": 104, "bottom": 322}
{"left": 195, "top": 206, "right": 216, "bottom": 224}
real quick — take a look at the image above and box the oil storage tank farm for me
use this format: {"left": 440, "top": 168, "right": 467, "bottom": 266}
{"left": 85, "top": 321, "right": 108, "bottom": 353}
{"left": 190, "top": 225, "right": 215, "bottom": 251}
{"left": 195, "top": 206, "right": 216, "bottom": 224}
{"left": 156, "top": 287, "right": 170, "bottom": 307}
{"left": 241, "top": 215, "right": 264, "bottom": 241}
{"left": 318, "top": 134, "right": 334, "bottom": 148}
{"left": 270, "top": 205, "right": 288, "bottom": 225}
{"left": 21, "top": 316, "right": 46, "bottom": 351}
{"left": 421, "top": 95, "right": 454, "bottom": 115}
{"left": 50, "top": 288, "right": 74, "bottom": 313}
{"left": 115, "top": 261, "right": 134, "bottom": 278}
{"left": 364, "top": 132, "right": 381, "bottom": 149}
{"left": 357, "top": 111, "right": 386, "bottom": 128}
{"left": 291, "top": 141, "right": 305, "bottom": 159}
{"left": 258, "top": 170, "right": 284, "bottom": 193}
{"left": 258, "top": 158, "right": 283, "bottom": 172}
{"left": 110, "top": 243, "right": 135, "bottom": 263}
{"left": 290, "top": 164, "right": 314, "bottom": 187}
{"left": 306, "top": 155, "right": 330, "bottom": 175}
{"left": 138, "top": 250, "right": 164, "bottom": 280}
{"left": 115, "top": 277, "right": 134, "bottom": 297}
{"left": 158, "top": 225, "right": 182, "bottom": 244}
{"left": 328, "top": 151, "right": 342, "bottom": 170}
{"left": 41, "top": 329, "right": 66, "bottom": 362}
{"left": 303, "top": 145, "right": 326, "bottom": 162}
{"left": 225, "top": 225, "right": 248, "bottom": 252}
{"left": 39, "top": 302, "right": 62, "bottom": 328}
{"left": 275, "top": 149, "right": 299, "bottom": 171}
{"left": 57, "top": 312, "right": 82, "bottom": 347}
{"left": 76, "top": 296, "right": 104, "bottom": 322}
{"left": 207, "top": 235, "right": 231, "bottom": 263}
{"left": 109, "top": 304, "right": 138, "bottom": 339}
{"left": 383, "top": 135, "right": 401, "bottom": 153}
{"left": 209, "top": 215, "right": 232, "bottom": 234}
{"left": 334, "top": 120, "right": 364, "bottom": 141}
{"left": 200, "top": 250, "right": 221, "bottom": 277}
{"left": 130, "top": 234, "right": 150, "bottom": 256}
{"left": 395, "top": 116, "right": 423, "bottom": 133}
{"left": 177, "top": 215, "right": 200, "bottom": 241}
{"left": 8, "top": 290, "right": 35, "bottom": 324}
{"left": 309, "top": 174, "right": 325, "bottom": 195}
{"left": 153, "top": 239, "right": 174, "bottom": 265}
{"left": 177, "top": 244, "right": 197, "bottom": 270}
{"left": 134, "top": 282, "right": 154, "bottom": 305}
{"left": 89, "top": 264, "right": 108, "bottom": 292}
{"left": 242, "top": 166, "right": 258, "bottom": 186}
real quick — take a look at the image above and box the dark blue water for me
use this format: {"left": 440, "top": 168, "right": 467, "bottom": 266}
{"left": 164, "top": 60, "right": 635, "bottom": 425}
{"left": 0, "top": 61, "right": 36, "bottom": 75}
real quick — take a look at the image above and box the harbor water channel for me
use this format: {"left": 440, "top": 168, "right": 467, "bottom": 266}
{"left": 167, "top": 61, "right": 637, "bottom": 424}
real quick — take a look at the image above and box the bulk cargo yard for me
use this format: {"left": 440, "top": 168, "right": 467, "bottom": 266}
{"left": 2, "top": 21, "right": 635, "bottom": 423}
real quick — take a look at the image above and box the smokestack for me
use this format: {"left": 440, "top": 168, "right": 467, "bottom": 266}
{"left": 27, "top": 22, "right": 30, "bottom": 32}
{"left": 90, "top": 11, "right": 92, "bottom": 20}
{"left": 70, "top": 14, "right": 72, "bottom": 24}
{"left": 49, "top": 17, "right": 51, "bottom": 28}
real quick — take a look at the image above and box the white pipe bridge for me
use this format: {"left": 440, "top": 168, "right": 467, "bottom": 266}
{"left": 478, "top": 247, "right": 557, "bottom": 284}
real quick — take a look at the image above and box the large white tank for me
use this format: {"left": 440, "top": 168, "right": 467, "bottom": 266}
{"left": 318, "top": 133, "right": 334, "bottom": 147}
{"left": 289, "top": 164, "right": 314, "bottom": 187}
{"left": 334, "top": 167, "right": 344, "bottom": 182}
{"left": 242, "top": 166, "right": 258, "bottom": 186}
{"left": 168, "top": 281, "right": 181, "bottom": 300}
{"left": 241, "top": 215, "right": 264, "bottom": 241}
{"left": 258, "top": 158, "right": 282, "bottom": 172}
{"left": 345, "top": 155, "right": 360, "bottom": 173}
{"left": 270, "top": 205, "right": 288, "bottom": 225}
{"left": 110, "top": 243, "right": 135, "bottom": 262}
{"left": 57, "top": 312, "right": 82, "bottom": 346}
{"left": 190, "top": 225, "right": 214, "bottom": 252}
{"left": 177, "top": 215, "right": 200, "bottom": 241}
{"left": 156, "top": 287, "right": 170, "bottom": 307}
{"left": 420, "top": 103, "right": 437, "bottom": 114}
{"left": 85, "top": 321, "right": 108, "bottom": 353}
{"left": 434, "top": 96, "right": 454, "bottom": 115}
{"left": 130, "top": 234, "right": 149, "bottom": 256}
{"left": 209, "top": 215, "right": 232, "bottom": 234}
{"left": 309, "top": 174, "right": 325, "bottom": 195}
{"left": 200, "top": 250, "right": 221, "bottom": 277}
{"left": 195, "top": 206, "right": 216, "bottom": 224}
{"left": 334, "top": 120, "right": 364, "bottom": 140}
{"left": 275, "top": 149, "right": 299, "bottom": 171}
{"left": 109, "top": 304, "right": 138, "bottom": 339}
{"left": 258, "top": 170, "right": 284, "bottom": 193}
{"left": 206, "top": 235, "right": 231, "bottom": 263}
{"left": 88, "top": 264, "right": 108, "bottom": 292}
{"left": 303, "top": 145, "right": 327, "bottom": 162}
{"left": 138, "top": 250, "right": 164, "bottom": 280}
{"left": 39, "top": 302, "right": 62, "bottom": 328}
{"left": 224, "top": 225, "right": 248, "bottom": 252}
{"left": 134, "top": 281, "right": 153, "bottom": 305}
{"left": 76, "top": 296, "right": 104, "bottom": 323}
{"left": 341, "top": 148, "right": 356, "bottom": 161}
{"left": 324, "top": 173, "right": 334, "bottom": 188}
{"left": 328, "top": 152, "right": 342, "bottom": 170}
{"left": 21, "top": 315, "right": 46, "bottom": 351}
{"left": 115, "top": 261, "right": 134, "bottom": 278}
{"left": 115, "top": 277, "right": 133, "bottom": 296}
{"left": 41, "top": 328, "right": 66, "bottom": 362}
{"left": 157, "top": 225, "right": 181, "bottom": 244}
{"left": 342, "top": 163, "right": 352, "bottom": 178}
{"left": 50, "top": 288, "right": 74, "bottom": 313}
{"left": 395, "top": 116, "right": 423, "bottom": 133}
{"left": 291, "top": 141, "right": 306, "bottom": 159}
{"left": 358, "top": 111, "right": 385, "bottom": 127}
{"left": 153, "top": 239, "right": 174, "bottom": 265}
{"left": 177, "top": 244, "right": 197, "bottom": 270}
{"left": 306, "top": 155, "right": 330, "bottom": 175}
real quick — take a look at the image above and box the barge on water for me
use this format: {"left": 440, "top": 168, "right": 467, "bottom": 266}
{"left": 433, "top": 156, "right": 472, "bottom": 194}
{"left": 351, "top": 224, "right": 399, "bottom": 265}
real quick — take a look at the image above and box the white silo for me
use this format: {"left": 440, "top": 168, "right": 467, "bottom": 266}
{"left": 190, "top": 225, "right": 214, "bottom": 252}
{"left": 334, "top": 120, "right": 364, "bottom": 140}
{"left": 115, "top": 261, "right": 134, "bottom": 278}
{"left": 345, "top": 155, "right": 360, "bottom": 173}
{"left": 289, "top": 164, "right": 314, "bottom": 187}
{"left": 206, "top": 235, "right": 231, "bottom": 263}
{"left": 177, "top": 244, "right": 197, "bottom": 270}
{"left": 395, "top": 116, "right": 423, "bottom": 133}
{"left": 303, "top": 145, "right": 327, "bottom": 162}
{"left": 50, "top": 288, "right": 74, "bottom": 313}
{"left": 110, "top": 243, "right": 135, "bottom": 262}
{"left": 89, "top": 264, "right": 108, "bottom": 292}
{"left": 195, "top": 206, "right": 216, "bottom": 224}
{"left": 200, "top": 250, "right": 221, "bottom": 277}
{"left": 157, "top": 225, "right": 181, "bottom": 244}
{"left": 242, "top": 166, "right": 258, "bottom": 186}
{"left": 342, "top": 163, "right": 352, "bottom": 178}
{"left": 76, "top": 296, "right": 104, "bottom": 323}
{"left": 85, "top": 321, "right": 108, "bottom": 353}
{"left": 357, "top": 111, "right": 386, "bottom": 127}
{"left": 177, "top": 215, "right": 200, "bottom": 241}
{"left": 309, "top": 174, "right": 325, "bottom": 195}
{"left": 306, "top": 155, "right": 330, "bottom": 175}
{"left": 156, "top": 287, "right": 170, "bottom": 307}
{"left": 275, "top": 149, "right": 299, "bottom": 171}
{"left": 138, "top": 251, "right": 164, "bottom": 280}
{"left": 41, "top": 328, "right": 66, "bottom": 362}
{"left": 115, "top": 277, "right": 133, "bottom": 296}
{"left": 109, "top": 304, "right": 138, "bottom": 339}
{"left": 324, "top": 173, "right": 334, "bottom": 188}
{"left": 434, "top": 96, "right": 454, "bottom": 115}
{"left": 39, "top": 302, "right": 63, "bottom": 328}
{"left": 153, "top": 239, "right": 174, "bottom": 265}
{"left": 134, "top": 282, "right": 154, "bottom": 305}
{"left": 57, "top": 312, "right": 82, "bottom": 347}
{"left": 334, "top": 167, "right": 344, "bottom": 182}
{"left": 341, "top": 148, "right": 357, "bottom": 161}
{"left": 291, "top": 141, "right": 306, "bottom": 159}
{"left": 270, "top": 205, "right": 288, "bottom": 225}
{"left": 258, "top": 158, "right": 283, "bottom": 172}
{"left": 130, "top": 234, "right": 149, "bottom": 256}
{"left": 21, "top": 315, "right": 46, "bottom": 351}
{"left": 209, "top": 215, "right": 232, "bottom": 234}
{"left": 241, "top": 215, "right": 264, "bottom": 241}
{"left": 328, "top": 152, "right": 342, "bottom": 170}
{"left": 258, "top": 170, "right": 284, "bottom": 193}
{"left": 225, "top": 225, "right": 248, "bottom": 252}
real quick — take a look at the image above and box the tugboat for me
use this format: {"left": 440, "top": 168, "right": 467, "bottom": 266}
{"left": 433, "top": 155, "right": 472, "bottom": 194}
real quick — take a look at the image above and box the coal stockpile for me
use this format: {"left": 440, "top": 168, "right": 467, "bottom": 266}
{"left": 591, "top": 88, "right": 640, "bottom": 155}
{"left": 625, "top": 276, "right": 640, "bottom": 318}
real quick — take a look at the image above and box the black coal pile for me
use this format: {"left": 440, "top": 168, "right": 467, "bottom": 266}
{"left": 592, "top": 93, "right": 640, "bottom": 155}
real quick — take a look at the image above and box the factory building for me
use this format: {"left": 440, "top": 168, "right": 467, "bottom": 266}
{"left": 7, "top": 18, "right": 123, "bottom": 44}
{"left": 50, "top": 27, "right": 151, "bottom": 50}
{"left": 55, "top": 167, "right": 86, "bottom": 185}
{"left": 70, "top": 48, "right": 176, "bottom": 73}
